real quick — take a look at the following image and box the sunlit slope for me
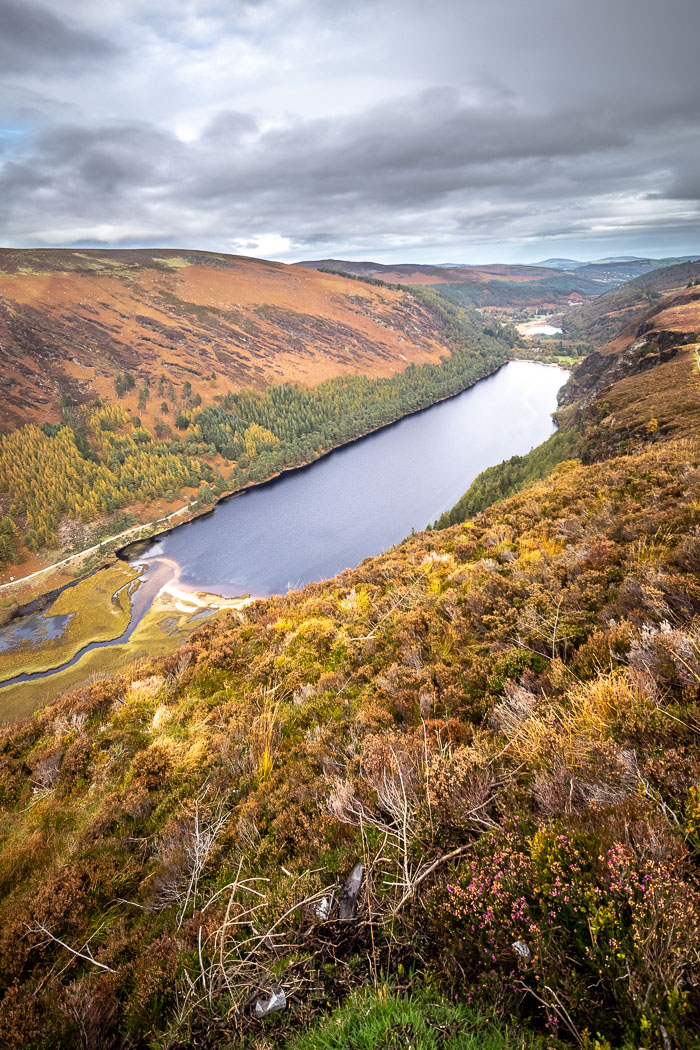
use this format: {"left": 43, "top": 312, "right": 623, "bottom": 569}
{"left": 0, "top": 249, "right": 457, "bottom": 428}
{"left": 0, "top": 361, "right": 699, "bottom": 1046}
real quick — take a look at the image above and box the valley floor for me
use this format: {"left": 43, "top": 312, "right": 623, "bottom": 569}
{"left": 1, "top": 351, "right": 539, "bottom": 720}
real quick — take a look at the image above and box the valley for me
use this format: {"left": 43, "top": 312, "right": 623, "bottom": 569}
{"left": 3, "top": 1, "right": 699, "bottom": 1046}
{"left": 0, "top": 360, "right": 565, "bottom": 719}
{"left": 0, "top": 251, "right": 518, "bottom": 595}
{"left": 1, "top": 250, "right": 699, "bottom": 1050}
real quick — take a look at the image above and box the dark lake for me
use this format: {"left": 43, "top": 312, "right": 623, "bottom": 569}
{"left": 134, "top": 361, "right": 567, "bottom": 597}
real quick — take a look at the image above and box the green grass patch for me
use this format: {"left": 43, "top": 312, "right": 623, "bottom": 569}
{"left": 0, "top": 598, "right": 217, "bottom": 724}
{"left": 152, "top": 256, "right": 191, "bottom": 269}
{"left": 281, "top": 987, "right": 547, "bottom": 1050}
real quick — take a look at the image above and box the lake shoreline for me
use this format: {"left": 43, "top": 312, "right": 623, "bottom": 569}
{"left": 119, "top": 358, "right": 522, "bottom": 558}
{"left": 0, "top": 360, "right": 567, "bottom": 719}
{"left": 1, "top": 357, "right": 569, "bottom": 624}
{"left": 1, "top": 354, "right": 517, "bottom": 606}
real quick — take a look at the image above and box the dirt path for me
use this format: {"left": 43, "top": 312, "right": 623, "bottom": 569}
{"left": 0, "top": 502, "right": 195, "bottom": 592}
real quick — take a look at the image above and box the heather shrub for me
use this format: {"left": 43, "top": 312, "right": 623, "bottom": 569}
{"left": 428, "top": 745, "right": 494, "bottom": 836}
{"left": 120, "top": 934, "right": 180, "bottom": 1041}
{"left": 430, "top": 819, "right": 700, "bottom": 1045}
{"left": 571, "top": 622, "right": 633, "bottom": 679}
{"left": 628, "top": 620, "right": 700, "bottom": 699}
{"left": 0, "top": 979, "right": 69, "bottom": 1048}
{"left": 486, "top": 648, "right": 547, "bottom": 693}
{"left": 129, "top": 743, "right": 172, "bottom": 790}
{"left": 58, "top": 736, "right": 94, "bottom": 791}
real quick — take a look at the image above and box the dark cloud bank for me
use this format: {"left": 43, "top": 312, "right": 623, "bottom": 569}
{"left": 1, "top": 0, "right": 698, "bottom": 262}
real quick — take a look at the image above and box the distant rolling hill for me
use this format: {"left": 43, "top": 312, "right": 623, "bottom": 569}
{"left": 536, "top": 257, "right": 589, "bottom": 269}
{"left": 296, "top": 258, "right": 601, "bottom": 311}
{"left": 536, "top": 254, "right": 700, "bottom": 285}
{"left": 558, "top": 259, "right": 700, "bottom": 345}
{"left": 0, "top": 248, "right": 466, "bottom": 429}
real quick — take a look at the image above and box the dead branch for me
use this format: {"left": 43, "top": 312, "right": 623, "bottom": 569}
{"left": 26, "top": 922, "right": 116, "bottom": 973}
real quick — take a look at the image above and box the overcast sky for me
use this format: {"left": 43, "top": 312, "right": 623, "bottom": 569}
{"left": 1, "top": 0, "right": 699, "bottom": 263}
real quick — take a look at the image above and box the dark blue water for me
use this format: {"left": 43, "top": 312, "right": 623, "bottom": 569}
{"left": 136, "top": 361, "right": 566, "bottom": 597}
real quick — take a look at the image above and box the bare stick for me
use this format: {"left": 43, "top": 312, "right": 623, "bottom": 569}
{"left": 26, "top": 922, "right": 116, "bottom": 973}
{"left": 391, "top": 842, "right": 473, "bottom": 915}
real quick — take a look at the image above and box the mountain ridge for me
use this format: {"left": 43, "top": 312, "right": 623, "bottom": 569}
{"left": 0, "top": 248, "right": 463, "bottom": 430}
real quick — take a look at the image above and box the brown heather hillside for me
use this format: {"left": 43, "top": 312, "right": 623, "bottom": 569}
{"left": 0, "top": 249, "right": 454, "bottom": 429}
{"left": 0, "top": 280, "right": 699, "bottom": 1049}
{"left": 561, "top": 279, "right": 700, "bottom": 457}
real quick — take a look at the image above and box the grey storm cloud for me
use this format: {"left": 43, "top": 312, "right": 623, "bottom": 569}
{"left": 1, "top": 0, "right": 699, "bottom": 261}
{"left": 0, "top": 0, "right": 119, "bottom": 72}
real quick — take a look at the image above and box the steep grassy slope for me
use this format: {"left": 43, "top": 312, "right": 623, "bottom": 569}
{"left": 0, "top": 286, "right": 699, "bottom": 1048}
{"left": 0, "top": 249, "right": 461, "bottom": 430}
{"left": 438, "top": 278, "right": 700, "bottom": 528}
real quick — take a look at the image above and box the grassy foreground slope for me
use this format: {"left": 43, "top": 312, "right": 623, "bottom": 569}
{"left": 0, "top": 286, "right": 699, "bottom": 1048}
